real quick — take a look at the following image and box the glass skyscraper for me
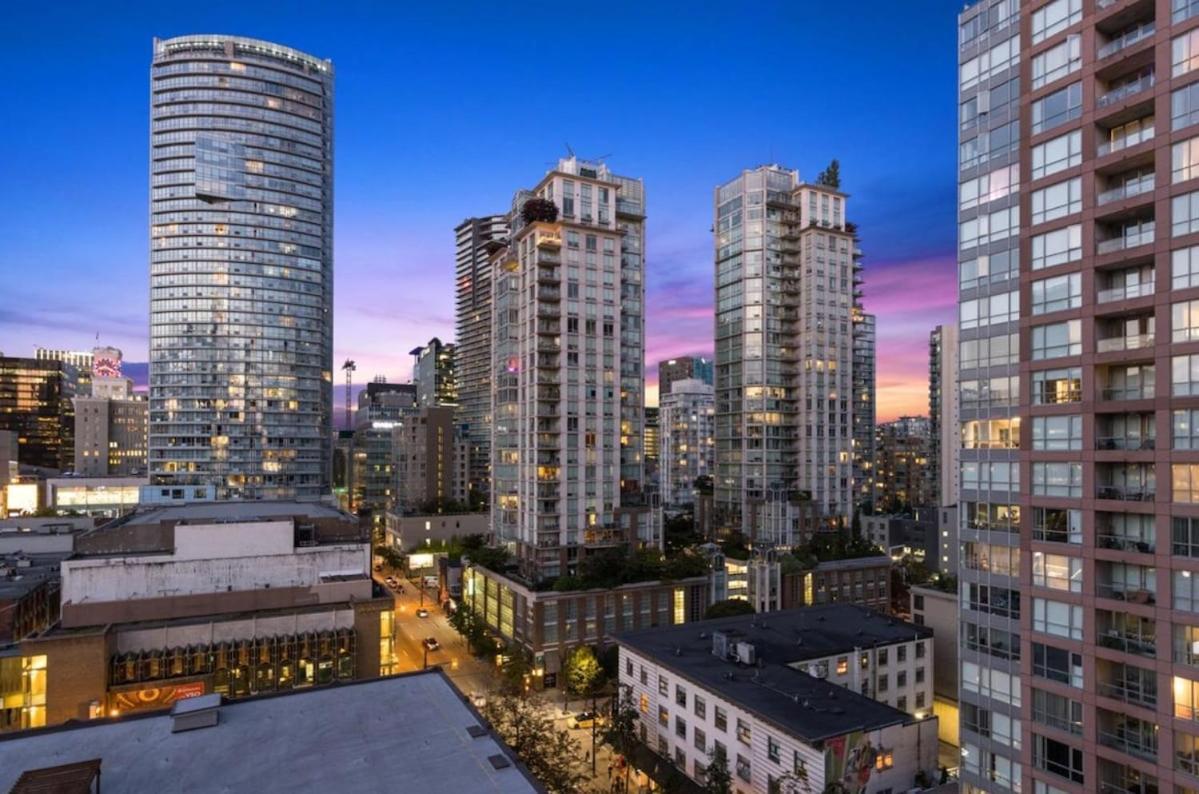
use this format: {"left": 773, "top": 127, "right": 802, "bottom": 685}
{"left": 149, "top": 35, "right": 334, "bottom": 499}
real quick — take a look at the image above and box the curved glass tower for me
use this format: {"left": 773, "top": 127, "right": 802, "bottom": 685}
{"left": 149, "top": 35, "right": 334, "bottom": 500}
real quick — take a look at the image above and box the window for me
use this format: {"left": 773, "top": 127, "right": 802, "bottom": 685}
{"left": 915, "top": 641, "right": 925, "bottom": 660}
{"left": 1176, "top": 354, "right": 1199, "bottom": 396}
{"left": 1033, "top": 462, "right": 1082, "bottom": 497}
{"left": 960, "top": 290, "right": 1020, "bottom": 328}
{"left": 1030, "top": 273, "right": 1080, "bottom": 315}
{"left": 1032, "top": 367, "right": 1081, "bottom": 404}
{"left": 897, "top": 696, "right": 908, "bottom": 712}
{"left": 1033, "top": 733, "right": 1084, "bottom": 784}
{"left": 658, "top": 675, "right": 668, "bottom": 696}
{"left": 960, "top": 35, "right": 1019, "bottom": 90}
{"left": 878, "top": 673, "right": 888, "bottom": 692}
{"left": 1177, "top": 138, "right": 1199, "bottom": 185}
{"left": 767, "top": 735, "right": 780, "bottom": 763}
{"left": 639, "top": 693, "right": 649, "bottom": 714}
{"left": 1177, "top": 29, "right": 1199, "bottom": 78}
{"left": 897, "top": 646, "right": 906, "bottom": 663}
{"left": 714, "top": 706, "right": 727, "bottom": 731}
{"left": 1032, "top": 130, "right": 1082, "bottom": 179}
{"left": 1032, "top": 35, "right": 1081, "bottom": 89}
{"left": 736, "top": 718, "right": 751, "bottom": 744}
{"left": 1033, "top": 552, "right": 1083, "bottom": 592}
{"left": 659, "top": 706, "right": 669, "bottom": 727}
{"left": 1031, "top": 415, "right": 1082, "bottom": 450}
{"left": 1176, "top": 82, "right": 1199, "bottom": 131}
{"left": 1176, "top": 517, "right": 1199, "bottom": 557}
{"left": 675, "top": 715, "right": 687, "bottom": 738}
{"left": 877, "top": 648, "right": 887, "bottom": 665}
{"left": 1034, "top": 597, "right": 1084, "bottom": 640}
{"left": 1033, "top": 507, "right": 1082, "bottom": 544}
{"left": 1177, "top": 410, "right": 1199, "bottom": 450}
{"left": 1177, "top": 730, "right": 1199, "bottom": 776}
{"left": 1176, "top": 192, "right": 1199, "bottom": 236}
{"left": 736, "top": 754, "right": 751, "bottom": 782}
{"left": 1032, "top": 689, "right": 1083, "bottom": 735}
{"left": 1177, "top": 299, "right": 1199, "bottom": 342}
{"left": 1178, "top": 570, "right": 1199, "bottom": 612}
{"left": 1032, "top": 83, "right": 1082, "bottom": 134}
{"left": 1178, "top": 676, "right": 1199, "bottom": 721}
{"left": 835, "top": 656, "right": 848, "bottom": 675}
{"left": 1033, "top": 642, "right": 1083, "bottom": 687}
{"left": 675, "top": 684, "right": 686, "bottom": 707}
{"left": 1031, "top": 178, "right": 1081, "bottom": 224}
{"left": 960, "top": 207, "right": 1019, "bottom": 251}
{"left": 959, "top": 164, "right": 1019, "bottom": 211}
{"left": 1032, "top": 0, "right": 1081, "bottom": 45}
{"left": 694, "top": 726, "right": 706, "bottom": 752}
{"left": 1175, "top": 245, "right": 1199, "bottom": 289}
{"left": 694, "top": 695, "right": 706, "bottom": 719}
{"left": 639, "top": 665, "right": 647, "bottom": 685}
{"left": 1031, "top": 225, "right": 1081, "bottom": 269}
{"left": 1176, "top": 464, "right": 1199, "bottom": 503}
{"left": 897, "top": 671, "right": 907, "bottom": 688}
{"left": 1032, "top": 320, "right": 1081, "bottom": 359}
{"left": 625, "top": 659, "right": 633, "bottom": 676}
{"left": 875, "top": 750, "right": 894, "bottom": 770}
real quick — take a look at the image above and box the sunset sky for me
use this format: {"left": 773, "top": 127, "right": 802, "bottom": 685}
{"left": 0, "top": 1, "right": 959, "bottom": 422}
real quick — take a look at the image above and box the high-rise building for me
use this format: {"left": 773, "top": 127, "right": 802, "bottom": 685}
{"left": 72, "top": 347, "right": 148, "bottom": 477}
{"left": 148, "top": 35, "right": 334, "bottom": 500}
{"left": 873, "top": 418, "right": 933, "bottom": 514}
{"left": 714, "top": 165, "right": 859, "bottom": 538}
{"left": 391, "top": 405, "right": 468, "bottom": 513}
{"left": 410, "top": 337, "right": 457, "bottom": 407}
{"left": 928, "top": 324, "right": 961, "bottom": 509}
{"left": 490, "top": 156, "right": 646, "bottom": 580}
{"left": 957, "top": 3, "right": 1021, "bottom": 791}
{"left": 455, "top": 215, "right": 509, "bottom": 504}
{"left": 0, "top": 357, "right": 76, "bottom": 471}
{"left": 852, "top": 308, "right": 877, "bottom": 510}
{"left": 659, "top": 378, "right": 715, "bottom": 506}
{"left": 643, "top": 406, "right": 660, "bottom": 490}
{"left": 35, "top": 348, "right": 92, "bottom": 396}
{"left": 351, "top": 381, "right": 416, "bottom": 515}
{"left": 657, "top": 355, "right": 713, "bottom": 396}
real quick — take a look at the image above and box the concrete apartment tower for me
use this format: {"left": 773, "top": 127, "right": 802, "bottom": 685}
{"left": 928, "top": 323, "right": 960, "bottom": 575}
{"left": 713, "top": 165, "right": 859, "bottom": 541}
{"left": 455, "top": 215, "right": 509, "bottom": 504}
{"left": 659, "top": 377, "right": 715, "bottom": 507}
{"left": 489, "top": 156, "right": 647, "bottom": 580}
{"left": 956, "top": 3, "right": 1021, "bottom": 791}
{"left": 148, "top": 36, "right": 334, "bottom": 500}
{"left": 852, "top": 308, "right": 877, "bottom": 511}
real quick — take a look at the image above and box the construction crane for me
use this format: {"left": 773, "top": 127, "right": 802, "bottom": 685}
{"left": 341, "top": 359, "right": 356, "bottom": 430}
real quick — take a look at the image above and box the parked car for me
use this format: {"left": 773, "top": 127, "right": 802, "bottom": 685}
{"left": 423, "top": 637, "right": 441, "bottom": 651}
{"left": 416, "top": 608, "right": 429, "bottom": 618}
{"left": 567, "top": 711, "right": 598, "bottom": 730}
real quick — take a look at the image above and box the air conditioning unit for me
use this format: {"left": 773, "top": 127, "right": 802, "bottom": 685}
{"left": 808, "top": 663, "right": 827, "bottom": 679}
{"left": 735, "top": 642, "right": 756, "bottom": 666}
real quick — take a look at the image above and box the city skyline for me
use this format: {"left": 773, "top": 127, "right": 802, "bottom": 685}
{"left": 0, "top": 2, "right": 958, "bottom": 420}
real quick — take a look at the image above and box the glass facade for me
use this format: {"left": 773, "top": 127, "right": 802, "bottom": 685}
{"left": 149, "top": 36, "right": 334, "bottom": 499}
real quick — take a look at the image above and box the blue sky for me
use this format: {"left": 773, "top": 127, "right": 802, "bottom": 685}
{"left": 0, "top": 0, "right": 961, "bottom": 418}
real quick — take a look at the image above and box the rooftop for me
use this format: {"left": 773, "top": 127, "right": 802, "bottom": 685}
{"left": 114, "top": 500, "right": 351, "bottom": 527}
{"left": 0, "top": 552, "right": 68, "bottom": 601}
{"left": 616, "top": 605, "right": 931, "bottom": 744}
{"left": 0, "top": 669, "right": 542, "bottom": 793}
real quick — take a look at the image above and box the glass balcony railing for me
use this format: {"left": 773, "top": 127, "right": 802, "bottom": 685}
{"left": 1095, "top": 435, "right": 1155, "bottom": 451}
{"left": 1097, "top": 22, "right": 1156, "bottom": 60}
{"left": 1099, "top": 631, "right": 1156, "bottom": 657}
{"left": 1097, "top": 333, "right": 1155, "bottom": 353}
{"left": 1099, "top": 726, "right": 1158, "bottom": 761}
{"left": 1098, "top": 282, "right": 1154, "bottom": 303}
{"left": 1098, "top": 176, "right": 1155, "bottom": 205}
{"left": 1098, "top": 72, "right": 1155, "bottom": 108}
{"left": 1101, "top": 385, "right": 1155, "bottom": 401}
{"left": 1097, "top": 226, "right": 1155, "bottom": 254}
{"left": 1098, "top": 124, "right": 1154, "bottom": 156}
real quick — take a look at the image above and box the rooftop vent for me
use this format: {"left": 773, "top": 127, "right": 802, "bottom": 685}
{"left": 466, "top": 724, "right": 488, "bottom": 739}
{"left": 487, "top": 754, "right": 512, "bottom": 770}
{"left": 170, "top": 693, "right": 220, "bottom": 733}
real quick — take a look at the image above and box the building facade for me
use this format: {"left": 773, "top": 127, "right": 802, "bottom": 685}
{"left": 659, "top": 378, "right": 715, "bottom": 507}
{"left": 714, "top": 166, "right": 859, "bottom": 538}
{"left": 852, "top": 309, "right": 878, "bottom": 511}
{"left": 489, "top": 157, "right": 647, "bottom": 581}
{"left": 410, "top": 337, "right": 457, "bottom": 407}
{"left": 73, "top": 370, "right": 147, "bottom": 478}
{"left": 873, "top": 418, "right": 934, "bottom": 513}
{"left": 455, "top": 215, "right": 509, "bottom": 506}
{"left": 350, "top": 381, "right": 416, "bottom": 515}
{"left": 929, "top": 324, "right": 962, "bottom": 509}
{"left": 391, "top": 405, "right": 468, "bottom": 513}
{"left": 956, "top": 2, "right": 1023, "bottom": 791}
{"left": 657, "top": 355, "right": 714, "bottom": 396}
{"left": 0, "top": 357, "right": 76, "bottom": 472}
{"left": 148, "top": 35, "right": 334, "bottom": 500}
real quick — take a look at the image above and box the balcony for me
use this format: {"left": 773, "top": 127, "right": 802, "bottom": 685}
{"left": 1097, "top": 69, "right": 1155, "bottom": 109}
{"left": 1097, "top": 758, "right": 1158, "bottom": 794}
{"left": 1097, "top": 660, "right": 1157, "bottom": 708}
{"left": 1097, "top": 22, "right": 1156, "bottom": 60}
{"left": 1097, "top": 220, "right": 1155, "bottom": 254}
{"left": 1096, "top": 413, "right": 1156, "bottom": 451}
{"left": 1097, "top": 333, "right": 1154, "bottom": 353}
{"left": 1096, "top": 513, "right": 1156, "bottom": 553}
{"left": 1098, "top": 117, "right": 1154, "bottom": 157}
{"left": 1098, "top": 711, "right": 1158, "bottom": 761}
{"left": 1096, "top": 561, "right": 1157, "bottom": 604}
{"left": 1098, "top": 610, "right": 1157, "bottom": 657}
{"left": 1097, "top": 267, "right": 1153, "bottom": 304}
{"left": 1097, "top": 170, "right": 1155, "bottom": 206}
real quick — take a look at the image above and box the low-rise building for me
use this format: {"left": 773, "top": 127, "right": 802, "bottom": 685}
{"left": 751, "top": 552, "right": 892, "bottom": 614}
{"left": 46, "top": 476, "right": 144, "bottom": 518}
{"left": 910, "top": 582, "right": 959, "bottom": 748}
{"left": 384, "top": 511, "right": 488, "bottom": 552}
{"left": 463, "top": 562, "right": 710, "bottom": 688}
{"left": 0, "top": 501, "right": 395, "bottom": 732}
{"left": 615, "top": 607, "right": 939, "bottom": 793}
{"left": 73, "top": 371, "right": 147, "bottom": 477}
{"left": 0, "top": 669, "right": 541, "bottom": 793}
{"left": 0, "top": 551, "right": 66, "bottom": 645}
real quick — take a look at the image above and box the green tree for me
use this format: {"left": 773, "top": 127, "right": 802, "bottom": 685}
{"left": 564, "top": 645, "right": 603, "bottom": 698}
{"left": 484, "top": 694, "right": 585, "bottom": 794}
{"left": 704, "top": 745, "right": 733, "bottom": 794}
{"left": 499, "top": 644, "right": 535, "bottom": 696}
{"left": 375, "top": 545, "right": 405, "bottom": 570}
{"left": 815, "top": 159, "right": 841, "bottom": 189}
{"left": 603, "top": 685, "right": 640, "bottom": 794}
{"left": 448, "top": 604, "right": 490, "bottom": 657}
{"left": 704, "top": 599, "right": 756, "bottom": 620}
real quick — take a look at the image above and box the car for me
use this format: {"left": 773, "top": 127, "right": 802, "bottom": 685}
{"left": 468, "top": 692, "right": 487, "bottom": 709}
{"left": 416, "top": 608, "right": 429, "bottom": 618}
{"left": 567, "top": 711, "right": 598, "bottom": 730}
{"left": 423, "top": 637, "right": 441, "bottom": 651}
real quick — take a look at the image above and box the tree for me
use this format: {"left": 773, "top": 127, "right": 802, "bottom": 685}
{"left": 448, "top": 603, "right": 490, "bottom": 657}
{"left": 815, "top": 159, "right": 841, "bottom": 189}
{"left": 499, "top": 644, "right": 535, "bottom": 696}
{"left": 704, "top": 599, "right": 756, "bottom": 620}
{"left": 703, "top": 745, "right": 733, "bottom": 794}
{"left": 603, "top": 685, "right": 640, "bottom": 794}
{"left": 484, "top": 694, "right": 586, "bottom": 794}
{"left": 564, "top": 645, "right": 603, "bottom": 698}
{"left": 521, "top": 197, "right": 559, "bottom": 225}
{"left": 375, "top": 545, "right": 405, "bottom": 570}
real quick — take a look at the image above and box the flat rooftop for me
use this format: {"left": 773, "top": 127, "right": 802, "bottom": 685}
{"left": 0, "top": 553, "right": 68, "bottom": 600}
{"left": 0, "top": 669, "right": 542, "bottom": 793}
{"left": 616, "top": 605, "right": 930, "bottom": 744}
{"left": 117, "top": 500, "right": 351, "bottom": 526}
